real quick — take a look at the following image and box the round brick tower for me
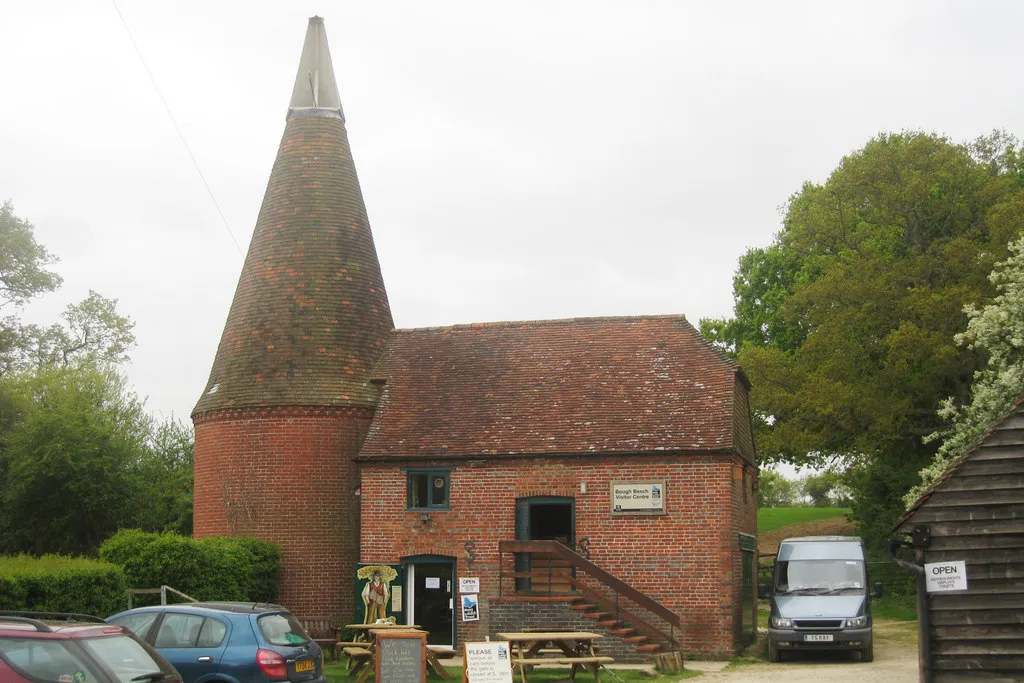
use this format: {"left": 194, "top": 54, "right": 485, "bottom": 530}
{"left": 191, "top": 16, "right": 392, "bottom": 619}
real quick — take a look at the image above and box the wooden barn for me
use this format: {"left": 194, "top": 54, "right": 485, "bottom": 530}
{"left": 896, "top": 398, "right": 1024, "bottom": 682}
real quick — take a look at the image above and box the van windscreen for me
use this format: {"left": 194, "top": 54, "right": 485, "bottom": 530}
{"left": 774, "top": 559, "right": 865, "bottom": 594}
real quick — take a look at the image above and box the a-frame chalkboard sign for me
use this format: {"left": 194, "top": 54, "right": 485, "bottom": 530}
{"left": 375, "top": 630, "right": 427, "bottom": 683}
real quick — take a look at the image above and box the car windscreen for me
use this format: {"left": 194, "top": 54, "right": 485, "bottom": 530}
{"left": 257, "top": 613, "right": 311, "bottom": 646}
{"left": 774, "top": 559, "right": 866, "bottom": 594}
{"left": 0, "top": 637, "right": 107, "bottom": 683}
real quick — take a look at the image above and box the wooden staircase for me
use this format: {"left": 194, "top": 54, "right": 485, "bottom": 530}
{"left": 499, "top": 540, "right": 682, "bottom": 659}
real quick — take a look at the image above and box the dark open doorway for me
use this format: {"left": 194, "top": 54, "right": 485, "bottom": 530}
{"left": 405, "top": 557, "right": 454, "bottom": 647}
{"left": 515, "top": 496, "right": 575, "bottom": 592}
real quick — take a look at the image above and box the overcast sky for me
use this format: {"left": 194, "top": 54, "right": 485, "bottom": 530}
{"left": 1, "top": 1, "right": 1022, "bottom": 423}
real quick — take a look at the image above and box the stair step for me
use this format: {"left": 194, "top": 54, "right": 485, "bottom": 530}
{"left": 607, "top": 628, "right": 635, "bottom": 637}
{"left": 583, "top": 612, "right": 610, "bottom": 619}
{"left": 596, "top": 620, "right": 619, "bottom": 627}
{"left": 636, "top": 644, "right": 662, "bottom": 653}
{"left": 568, "top": 603, "right": 596, "bottom": 611}
{"left": 622, "top": 636, "right": 648, "bottom": 644}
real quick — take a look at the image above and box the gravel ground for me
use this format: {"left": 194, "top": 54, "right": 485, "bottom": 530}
{"left": 688, "top": 620, "right": 919, "bottom": 682}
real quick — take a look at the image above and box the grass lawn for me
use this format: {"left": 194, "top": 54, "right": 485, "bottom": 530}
{"left": 757, "top": 507, "right": 851, "bottom": 533}
{"left": 323, "top": 661, "right": 702, "bottom": 681}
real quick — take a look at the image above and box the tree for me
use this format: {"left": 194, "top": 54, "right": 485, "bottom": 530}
{"left": 134, "top": 417, "right": 194, "bottom": 536}
{"left": 0, "top": 202, "right": 135, "bottom": 374}
{"left": 702, "top": 131, "right": 1024, "bottom": 552}
{"left": 909, "top": 232, "right": 1024, "bottom": 502}
{"left": 0, "top": 364, "right": 152, "bottom": 555}
{"left": 19, "top": 290, "right": 136, "bottom": 370}
{"left": 757, "top": 469, "right": 799, "bottom": 507}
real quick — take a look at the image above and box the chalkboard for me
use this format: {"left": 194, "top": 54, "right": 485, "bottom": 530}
{"left": 375, "top": 631, "right": 426, "bottom": 683}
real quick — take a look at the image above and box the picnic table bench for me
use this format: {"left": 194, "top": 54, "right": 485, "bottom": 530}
{"left": 497, "top": 631, "right": 613, "bottom": 682}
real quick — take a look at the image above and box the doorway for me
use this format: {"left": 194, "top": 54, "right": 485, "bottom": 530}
{"left": 405, "top": 557, "right": 454, "bottom": 647}
{"left": 515, "top": 497, "right": 575, "bottom": 592}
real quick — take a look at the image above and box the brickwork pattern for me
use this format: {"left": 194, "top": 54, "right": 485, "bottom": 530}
{"left": 193, "top": 406, "right": 372, "bottom": 619}
{"left": 359, "top": 453, "right": 755, "bottom": 656}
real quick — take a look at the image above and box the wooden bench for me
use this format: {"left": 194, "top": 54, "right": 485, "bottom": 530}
{"left": 343, "top": 647, "right": 374, "bottom": 678}
{"left": 298, "top": 618, "right": 340, "bottom": 661}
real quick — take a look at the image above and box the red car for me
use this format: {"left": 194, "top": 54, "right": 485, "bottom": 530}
{"left": 0, "top": 612, "right": 181, "bottom": 683}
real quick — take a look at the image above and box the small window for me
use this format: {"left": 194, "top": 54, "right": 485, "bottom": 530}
{"left": 154, "top": 613, "right": 205, "bottom": 648}
{"left": 258, "top": 613, "right": 309, "bottom": 646}
{"left": 407, "top": 469, "right": 449, "bottom": 509}
{"left": 196, "top": 617, "right": 228, "bottom": 648}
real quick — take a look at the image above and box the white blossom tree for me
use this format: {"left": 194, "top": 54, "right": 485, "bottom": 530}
{"left": 908, "top": 233, "right": 1024, "bottom": 504}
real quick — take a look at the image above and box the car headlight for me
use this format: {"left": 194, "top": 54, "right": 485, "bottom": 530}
{"left": 771, "top": 617, "right": 792, "bottom": 628}
{"left": 846, "top": 616, "right": 868, "bottom": 628}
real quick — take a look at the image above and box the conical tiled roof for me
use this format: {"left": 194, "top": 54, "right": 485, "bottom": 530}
{"left": 194, "top": 16, "right": 393, "bottom": 414}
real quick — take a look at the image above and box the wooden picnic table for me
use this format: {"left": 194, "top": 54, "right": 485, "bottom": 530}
{"left": 341, "top": 625, "right": 451, "bottom": 682}
{"left": 496, "top": 631, "right": 613, "bottom": 682}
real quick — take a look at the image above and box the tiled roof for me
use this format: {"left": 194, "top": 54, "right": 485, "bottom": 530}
{"left": 359, "top": 315, "right": 745, "bottom": 458}
{"left": 193, "top": 34, "right": 393, "bottom": 414}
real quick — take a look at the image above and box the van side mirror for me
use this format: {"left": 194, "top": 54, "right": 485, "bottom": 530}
{"left": 758, "top": 582, "right": 770, "bottom": 599}
{"left": 871, "top": 582, "right": 884, "bottom": 598}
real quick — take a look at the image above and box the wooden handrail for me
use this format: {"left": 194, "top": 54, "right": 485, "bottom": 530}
{"left": 564, "top": 577, "right": 679, "bottom": 648}
{"left": 498, "top": 540, "right": 681, "bottom": 630}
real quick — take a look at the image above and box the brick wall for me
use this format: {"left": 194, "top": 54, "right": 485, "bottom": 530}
{"left": 359, "top": 453, "right": 756, "bottom": 657}
{"left": 193, "top": 406, "right": 373, "bottom": 619}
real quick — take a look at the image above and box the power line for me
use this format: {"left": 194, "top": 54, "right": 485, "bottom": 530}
{"left": 108, "top": 0, "right": 244, "bottom": 257}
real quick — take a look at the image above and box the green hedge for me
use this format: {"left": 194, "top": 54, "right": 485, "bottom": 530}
{"left": 0, "top": 555, "right": 126, "bottom": 617}
{"left": 99, "top": 530, "right": 280, "bottom": 603}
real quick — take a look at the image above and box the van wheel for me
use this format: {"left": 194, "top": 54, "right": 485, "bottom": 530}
{"left": 861, "top": 642, "right": 873, "bottom": 663}
{"left": 768, "top": 641, "right": 782, "bottom": 663}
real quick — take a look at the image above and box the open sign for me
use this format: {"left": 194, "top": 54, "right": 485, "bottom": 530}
{"left": 924, "top": 560, "right": 967, "bottom": 592}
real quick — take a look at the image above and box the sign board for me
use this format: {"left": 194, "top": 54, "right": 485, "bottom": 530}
{"left": 425, "top": 577, "right": 441, "bottom": 589}
{"left": 610, "top": 480, "right": 666, "bottom": 515}
{"left": 925, "top": 560, "right": 968, "bottom": 592}
{"left": 459, "top": 577, "right": 480, "bottom": 594}
{"left": 376, "top": 631, "right": 426, "bottom": 683}
{"left": 463, "top": 641, "right": 513, "bottom": 683}
{"left": 461, "top": 594, "right": 479, "bottom": 621}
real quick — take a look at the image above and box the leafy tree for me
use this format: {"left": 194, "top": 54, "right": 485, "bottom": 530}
{"left": 702, "top": 131, "right": 1024, "bottom": 552}
{"left": 0, "top": 364, "right": 152, "bottom": 555}
{"left": 0, "top": 201, "right": 62, "bottom": 309}
{"left": 802, "top": 471, "right": 853, "bottom": 507}
{"left": 134, "top": 418, "right": 194, "bottom": 536}
{"left": 0, "top": 203, "right": 135, "bottom": 374}
{"left": 909, "top": 232, "right": 1024, "bottom": 502}
{"left": 757, "top": 470, "right": 800, "bottom": 507}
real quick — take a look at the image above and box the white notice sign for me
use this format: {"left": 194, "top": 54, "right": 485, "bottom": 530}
{"left": 611, "top": 481, "right": 666, "bottom": 514}
{"left": 460, "top": 577, "right": 480, "bottom": 594}
{"left": 464, "top": 641, "right": 513, "bottom": 683}
{"left": 925, "top": 560, "right": 968, "bottom": 592}
{"left": 425, "top": 577, "right": 441, "bottom": 589}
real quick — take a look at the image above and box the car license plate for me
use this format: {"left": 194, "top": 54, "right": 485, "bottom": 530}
{"left": 296, "top": 659, "right": 315, "bottom": 672}
{"left": 804, "top": 634, "right": 834, "bottom": 642}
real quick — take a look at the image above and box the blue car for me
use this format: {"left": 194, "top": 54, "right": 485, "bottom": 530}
{"left": 107, "top": 602, "right": 328, "bottom": 683}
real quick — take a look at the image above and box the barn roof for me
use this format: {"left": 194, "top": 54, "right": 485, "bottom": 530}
{"left": 358, "top": 315, "right": 749, "bottom": 459}
{"left": 897, "top": 396, "right": 1024, "bottom": 530}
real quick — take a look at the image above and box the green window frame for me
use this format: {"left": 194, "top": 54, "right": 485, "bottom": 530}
{"left": 406, "top": 468, "right": 450, "bottom": 510}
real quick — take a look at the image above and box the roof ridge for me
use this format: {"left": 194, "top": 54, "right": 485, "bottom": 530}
{"left": 392, "top": 313, "right": 689, "bottom": 334}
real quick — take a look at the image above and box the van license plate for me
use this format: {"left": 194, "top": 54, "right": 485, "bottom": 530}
{"left": 804, "top": 634, "right": 833, "bottom": 642}
{"left": 296, "top": 659, "right": 315, "bottom": 672}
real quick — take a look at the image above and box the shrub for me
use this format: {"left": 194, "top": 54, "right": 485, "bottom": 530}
{"left": 0, "top": 555, "right": 126, "bottom": 617}
{"left": 99, "top": 530, "right": 280, "bottom": 603}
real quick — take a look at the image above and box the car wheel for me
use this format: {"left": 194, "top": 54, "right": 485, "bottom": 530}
{"left": 861, "top": 642, "right": 873, "bottom": 663}
{"left": 768, "top": 641, "right": 782, "bottom": 663}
